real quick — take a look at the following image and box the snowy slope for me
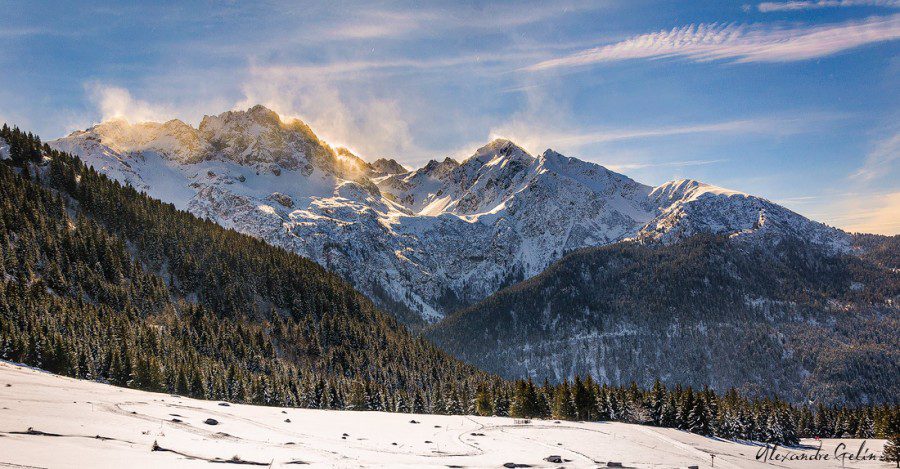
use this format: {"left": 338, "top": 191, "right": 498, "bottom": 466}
{"left": 0, "top": 137, "right": 10, "bottom": 160}
{"left": 50, "top": 106, "right": 849, "bottom": 324}
{"left": 0, "top": 362, "right": 886, "bottom": 468}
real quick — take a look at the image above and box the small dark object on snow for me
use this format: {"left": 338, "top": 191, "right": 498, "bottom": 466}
{"left": 687, "top": 466, "right": 699, "bottom": 469}
{"left": 607, "top": 463, "right": 624, "bottom": 468}
{"left": 502, "top": 463, "right": 531, "bottom": 468}
{"left": 553, "top": 420, "right": 560, "bottom": 424}
{"left": 5, "top": 383, "right": 10, "bottom": 387}
{"left": 424, "top": 440, "right": 432, "bottom": 443}
{"left": 204, "top": 418, "right": 219, "bottom": 425}
{"left": 544, "top": 455, "right": 563, "bottom": 463}
{"left": 171, "top": 418, "right": 182, "bottom": 423}
{"left": 409, "top": 419, "right": 419, "bottom": 424}
{"left": 434, "top": 425, "right": 441, "bottom": 428}
{"left": 281, "top": 410, "right": 287, "bottom": 414}
{"left": 218, "top": 402, "right": 230, "bottom": 407}
{"left": 17, "top": 427, "right": 63, "bottom": 437}
{"left": 392, "top": 442, "right": 398, "bottom": 446}
{"left": 342, "top": 433, "right": 349, "bottom": 436}
{"left": 284, "top": 418, "right": 291, "bottom": 423}
{"left": 470, "top": 432, "right": 485, "bottom": 436}
{"left": 285, "top": 442, "right": 296, "bottom": 445}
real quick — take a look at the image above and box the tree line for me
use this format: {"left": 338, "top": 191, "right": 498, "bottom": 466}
{"left": 0, "top": 124, "right": 896, "bottom": 451}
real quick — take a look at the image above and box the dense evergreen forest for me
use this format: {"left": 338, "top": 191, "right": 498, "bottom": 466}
{"left": 0, "top": 124, "right": 897, "bottom": 447}
{"left": 430, "top": 229, "right": 900, "bottom": 406}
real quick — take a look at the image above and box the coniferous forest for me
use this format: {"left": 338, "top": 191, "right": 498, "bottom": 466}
{"left": 0, "top": 124, "right": 897, "bottom": 447}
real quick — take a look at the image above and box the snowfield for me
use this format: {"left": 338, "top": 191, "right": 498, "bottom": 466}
{"left": 50, "top": 107, "right": 849, "bottom": 324}
{"left": 0, "top": 363, "right": 888, "bottom": 468}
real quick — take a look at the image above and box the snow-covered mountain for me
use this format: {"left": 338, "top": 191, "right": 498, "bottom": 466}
{"left": 51, "top": 105, "right": 848, "bottom": 324}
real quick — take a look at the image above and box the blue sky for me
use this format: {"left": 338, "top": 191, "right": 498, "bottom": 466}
{"left": 1, "top": 0, "right": 898, "bottom": 233}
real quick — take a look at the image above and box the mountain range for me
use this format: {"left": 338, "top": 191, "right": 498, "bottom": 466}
{"left": 50, "top": 105, "right": 850, "bottom": 326}
{"left": 42, "top": 106, "right": 898, "bottom": 405}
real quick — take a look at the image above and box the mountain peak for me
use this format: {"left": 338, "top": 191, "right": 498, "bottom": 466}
{"left": 201, "top": 104, "right": 284, "bottom": 129}
{"left": 466, "top": 138, "right": 533, "bottom": 169}
{"left": 247, "top": 103, "right": 277, "bottom": 114}
{"left": 652, "top": 178, "right": 747, "bottom": 202}
{"left": 370, "top": 158, "right": 408, "bottom": 175}
{"left": 481, "top": 138, "right": 527, "bottom": 154}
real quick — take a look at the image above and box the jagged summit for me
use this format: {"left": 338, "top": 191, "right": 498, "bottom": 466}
{"left": 465, "top": 138, "right": 534, "bottom": 168}
{"left": 370, "top": 157, "right": 407, "bottom": 175}
{"left": 50, "top": 105, "right": 850, "bottom": 324}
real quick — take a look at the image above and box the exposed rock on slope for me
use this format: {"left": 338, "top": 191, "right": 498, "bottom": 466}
{"left": 51, "top": 106, "right": 849, "bottom": 325}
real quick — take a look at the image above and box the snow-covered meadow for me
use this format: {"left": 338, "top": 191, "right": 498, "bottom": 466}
{"left": 0, "top": 362, "right": 887, "bottom": 468}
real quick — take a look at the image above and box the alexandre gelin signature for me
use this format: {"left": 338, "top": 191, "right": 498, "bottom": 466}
{"left": 756, "top": 440, "right": 880, "bottom": 463}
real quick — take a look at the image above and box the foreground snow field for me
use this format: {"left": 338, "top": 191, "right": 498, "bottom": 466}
{"left": 0, "top": 362, "right": 888, "bottom": 468}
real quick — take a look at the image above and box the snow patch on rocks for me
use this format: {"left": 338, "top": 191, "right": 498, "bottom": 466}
{"left": 50, "top": 106, "right": 851, "bottom": 324}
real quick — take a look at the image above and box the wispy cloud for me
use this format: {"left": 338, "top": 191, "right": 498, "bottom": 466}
{"left": 489, "top": 114, "right": 842, "bottom": 155}
{"left": 245, "top": 52, "right": 536, "bottom": 81}
{"left": 0, "top": 23, "right": 85, "bottom": 38}
{"left": 852, "top": 130, "right": 900, "bottom": 180}
{"left": 775, "top": 195, "right": 821, "bottom": 204}
{"left": 605, "top": 159, "right": 727, "bottom": 172}
{"left": 86, "top": 83, "right": 176, "bottom": 124}
{"left": 319, "top": 2, "right": 607, "bottom": 40}
{"left": 526, "top": 14, "right": 900, "bottom": 70}
{"left": 820, "top": 191, "right": 900, "bottom": 234}
{"left": 756, "top": 0, "right": 899, "bottom": 12}
{"left": 236, "top": 65, "right": 419, "bottom": 160}
{"left": 779, "top": 189, "right": 900, "bottom": 234}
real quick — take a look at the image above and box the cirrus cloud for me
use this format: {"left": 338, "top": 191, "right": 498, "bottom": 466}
{"left": 526, "top": 14, "right": 900, "bottom": 70}
{"left": 756, "top": 0, "right": 899, "bottom": 12}
{"left": 852, "top": 130, "right": 900, "bottom": 181}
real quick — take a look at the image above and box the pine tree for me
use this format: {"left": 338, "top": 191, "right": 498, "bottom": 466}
{"left": 348, "top": 380, "right": 368, "bottom": 411}
{"left": 676, "top": 388, "right": 694, "bottom": 430}
{"left": 492, "top": 390, "right": 509, "bottom": 417}
{"left": 474, "top": 387, "right": 493, "bottom": 416}
{"left": 571, "top": 376, "right": 595, "bottom": 421}
{"left": 688, "top": 398, "right": 711, "bottom": 436}
{"left": 412, "top": 391, "right": 426, "bottom": 414}
{"left": 884, "top": 434, "right": 900, "bottom": 468}
{"left": 552, "top": 381, "right": 576, "bottom": 420}
{"left": 649, "top": 379, "right": 665, "bottom": 426}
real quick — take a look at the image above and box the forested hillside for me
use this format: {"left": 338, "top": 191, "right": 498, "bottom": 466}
{"left": 0, "top": 124, "right": 491, "bottom": 409}
{"left": 428, "top": 234, "right": 900, "bottom": 406}
{"left": 0, "top": 124, "right": 896, "bottom": 446}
